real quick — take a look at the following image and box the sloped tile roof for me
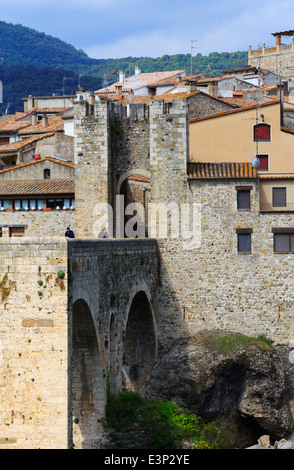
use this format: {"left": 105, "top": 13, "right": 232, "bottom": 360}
{"left": 18, "top": 115, "right": 64, "bottom": 135}
{"left": 0, "top": 133, "right": 55, "bottom": 152}
{"left": 95, "top": 70, "right": 185, "bottom": 94}
{"left": 0, "top": 179, "right": 74, "bottom": 196}
{"left": 0, "top": 156, "right": 74, "bottom": 175}
{"left": 0, "top": 119, "right": 32, "bottom": 133}
{"left": 187, "top": 162, "right": 257, "bottom": 179}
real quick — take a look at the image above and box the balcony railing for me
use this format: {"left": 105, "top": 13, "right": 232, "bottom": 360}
{"left": 249, "top": 43, "right": 294, "bottom": 57}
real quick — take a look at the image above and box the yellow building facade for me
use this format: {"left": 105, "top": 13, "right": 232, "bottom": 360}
{"left": 189, "top": 101, "right": 294, "bottom": 212}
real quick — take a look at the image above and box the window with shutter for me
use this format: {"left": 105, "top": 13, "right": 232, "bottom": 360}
{"left": 237, "top": 190, "right": 250, "bottom": 209}
{"left": 272, "top": 228, "right": 294, "bottom": 252}
{"left": 238, "top": 234, "right": 251, "bottom": 253}
{"left": 253, "top": 123, "right": 271, "bottom": 142}
{"left": 236, "top": 228, "right": 252, "bottom": 253}
{"left": 257, "top": 155, "right": 269, "bottom": 170}
{"left": 272, "top": 187, "right": 286, "bottom": 207}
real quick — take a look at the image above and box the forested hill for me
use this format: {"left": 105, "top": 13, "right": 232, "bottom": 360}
{"left": 0, "top": 65, "right": 102, "bottom": 115}
{"left": 0, "top": 20, "right": 248, "bottom": 77}
{"left": 0, "top": 20, "right": 248, "bottom": 114}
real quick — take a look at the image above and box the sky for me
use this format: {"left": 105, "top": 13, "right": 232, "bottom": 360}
{"left": 1, "top": 0, "right": 294, "bottom": 59}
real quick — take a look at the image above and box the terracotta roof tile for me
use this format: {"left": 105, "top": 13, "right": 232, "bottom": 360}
{"left": 0, "top": 179, "right": 74, "bottom": 196}
{"left": 18, "top": 115, "right": 64, "bottom": 135}
{"left": 95, "top": 70, "right": 185, "bottom": 94}
{"left": 187, "top": 162, "right": 257, "bottom": 179}
{"left": 0, "top": 119, "right": 32, "bottom": 132}
{"left": 0, "top": 157, "right": 74, "bottom": 174}
{"left": 0, "top": 133, "right": 55, "bottom": 152}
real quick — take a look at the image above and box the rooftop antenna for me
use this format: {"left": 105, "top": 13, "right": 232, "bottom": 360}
{"left": 251, "top": 96, "right": 261, "bottom": 169}
{"left": 190, "top": 39, "right": 199, "bottom": 75}
{"left": 78, "top": 74, "right": 84, "bottom": 89}
{"left": 103, "top": 72, "right": 108, "bottom": 88}
{"left": 62, "top": 77, "right": 70, "bottom": 96}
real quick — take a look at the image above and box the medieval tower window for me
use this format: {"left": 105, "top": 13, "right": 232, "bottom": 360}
{"left": 44, "top": 169, "right": 51, "bottom": 179}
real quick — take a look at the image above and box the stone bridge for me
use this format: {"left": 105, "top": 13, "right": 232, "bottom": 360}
{"left": 0, "top": 237, "right": 160, "bottom": 449}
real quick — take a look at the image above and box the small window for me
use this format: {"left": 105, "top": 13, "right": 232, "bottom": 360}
{"left": 257, "top": 155, "right": 268, "bottom": 171}
{"left": 253, "top": 123, "right": 271, "bottom": 142}
{"left": 236, "top": 228, "right": 252, "bottom": 253}
{"left": 14, "top": 199, "right": 21, "bottom": 210}
{"left": 0, "top": 228, "right": 2, "bottom": 237}
{"left": 29, "top": 199, "right": 36, "bottom": 210}
{"left": 274, "top": 233, "right": 294, "bottom": 253}
{"left": 46, "top": 198, "right": 64, "bottom": 209}
{"left": 22, "top": 199, "right": 29, "bottom": 210}
{"left": 273, "top": 187, "right": 286, "bottom": 207}
{"left": 238, "top": 233, "right": 251, "bottom": 253}
{"left": 237, "top": 190, "right": 250, "bottom": 209}
{"left": 0, "top": 200, "right": 10, "bottom": 210}
{"left": 63, "top": 198, "right": 70, "bottom": 209}
{"left": 9, "top": 227, "right": 25, "bottom": 237}
{"left": 44, "top": 169, "right": 50, "bottom": 179}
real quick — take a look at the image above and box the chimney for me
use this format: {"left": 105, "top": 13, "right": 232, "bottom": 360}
{"left": 135, "top": 66, "right": 141, "bottom": 75}
{"left": 277, "top": 82, "right": 284, "bottom": 101}
{"left": 42, "top": 114, "right": 48, "bottom": 128}
{"left": 119, "top": 71, "right": 125, "bottom": 83}
{"left": 31, "top": 111, "right": 37, "bottom": 126}
{"left": 187, "top": 82, "right": 198, "bottom": 94}
{"left": 128, "top": 88, "right": 134, "bottom": 100}
{"left": 88, "top": 92, "right": 95, "bottom": 106}
{"left": 207, "top": 81, "right": 218, "bottom": 99}
{"left": 115, "top": 84, "right": 123, "bottom": 95}
{"left": 276, "top": 35, "right": 281, "bottom": 46}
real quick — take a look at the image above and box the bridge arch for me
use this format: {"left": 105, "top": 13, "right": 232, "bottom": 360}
{"left": 122, "top": 284, "right": 157, "bottom": 391}
{"left": 72, "top": 297, "right": 105, "bottom": 448}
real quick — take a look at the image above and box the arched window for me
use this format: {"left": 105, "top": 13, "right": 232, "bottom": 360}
{"left": 253, "top": 123, "right": 271, "bottom": 142}
{"left": 44, "top": 169, "right": 50, "bottom": 179}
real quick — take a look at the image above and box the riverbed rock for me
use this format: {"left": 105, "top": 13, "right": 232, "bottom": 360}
{"left": 141, "top": 330, "right": 294, "bottom": 447}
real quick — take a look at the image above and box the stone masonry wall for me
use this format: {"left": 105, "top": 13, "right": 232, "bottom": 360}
{"left": 0, "top": 237, "right": 69, "bottom": 449}
{"left": 74, "top": 99, "right": 111, "bottom": 238}
{"left": 67, "top": 238, "right": 159, "bottom": 448}
{"left": 149, "top": 99, "right": 188, "bottom": 206}
{"left": 157, "top": 178, "right": 294, "bottom": 351}
{"left": 0, "top": 211, "right": 75, "bottom": 237}
{"left": 248, "top": 48, "right": 294, "bottom": 79}
{"left": 187, "top": 93, "right": 235, "bottom": 120}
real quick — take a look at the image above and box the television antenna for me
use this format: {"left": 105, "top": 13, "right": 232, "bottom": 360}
{"left": 190, "top": 39, "right": 200, "bottom": 75}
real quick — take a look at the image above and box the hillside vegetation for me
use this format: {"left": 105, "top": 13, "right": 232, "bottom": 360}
{"left": 0, "top": 20, "right": 248, "bottom": 113}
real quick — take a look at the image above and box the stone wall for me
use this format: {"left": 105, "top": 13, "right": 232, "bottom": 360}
{"left": 0, "top": 237, "right": 160, "bottom": 449}
{"left": 248, "top": 46, "right": 294, "bottom": 78}
{"left": 187, "top": 93, "right": 235, "bottom": 120}
{"left": 156, "top": 178, "right": 294, "bottom": 350}
{"left": 68, "top": 238, "right": 159, "bottom": 449}
{"left": 74, "top": 99, "right": 111, "bottom": 238}
{"left": 0, "top": 237, "right": 69, "bottom": 449}
{"left": 0, "top": 210, "right": 75, "bottom": 237}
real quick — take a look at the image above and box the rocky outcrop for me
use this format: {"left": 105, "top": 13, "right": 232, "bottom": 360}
{"left": 141, "top": 330, "right": 294, "bottom": 448}
{"left": 247, "top": 435, "right": 294, "bottom": 449}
